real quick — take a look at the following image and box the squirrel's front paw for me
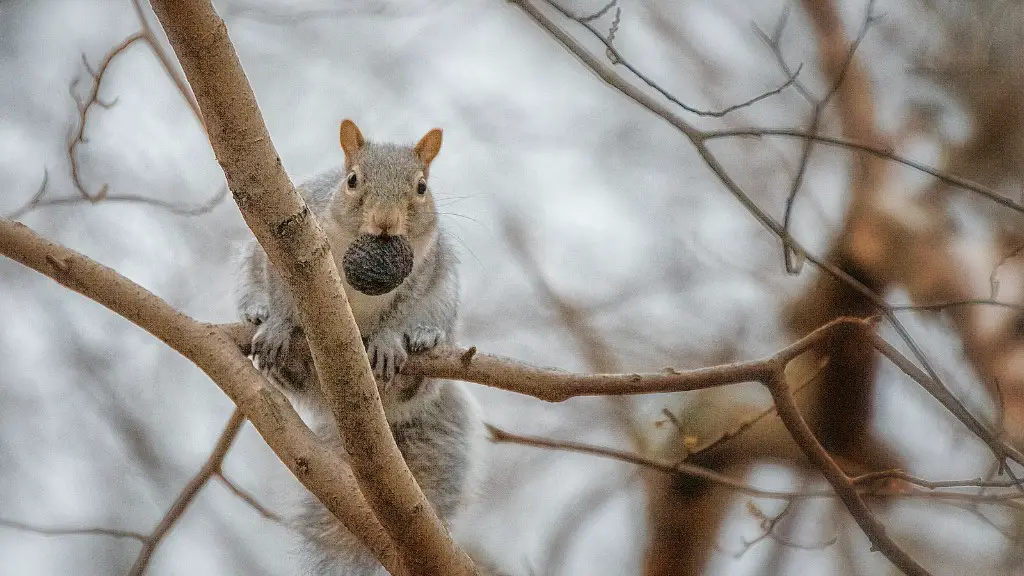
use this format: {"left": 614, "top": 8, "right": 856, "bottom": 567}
{"left": 242, "top": 304, "right": 269, "bottom": 326}
{"left": 405, "top": 325, "right": 445, "bottom": 353}
{"left": 365, "top": 330, "right": 407, "bottom": 385}
{"left": 251, "top": 320, "right": 296, "bottom": 369}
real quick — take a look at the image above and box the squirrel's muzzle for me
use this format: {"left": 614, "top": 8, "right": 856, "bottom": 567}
{"left": 361, "top": 204, "right": 406, "bottom": 237}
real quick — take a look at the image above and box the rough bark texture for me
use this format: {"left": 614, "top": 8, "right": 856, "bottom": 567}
{"left": 0, "top": 220, "right": 404, "bottom": 575}
{"left": 146, "top": 1, "right": 473, "bottom": 574}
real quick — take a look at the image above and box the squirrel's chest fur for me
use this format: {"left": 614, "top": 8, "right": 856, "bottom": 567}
{"left": 321, "top": 218, "right": 435, "bottom": 333}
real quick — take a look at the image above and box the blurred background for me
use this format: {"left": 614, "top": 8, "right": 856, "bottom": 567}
{"left": 3, "top": 0, "right": 1024, "bottom": 574}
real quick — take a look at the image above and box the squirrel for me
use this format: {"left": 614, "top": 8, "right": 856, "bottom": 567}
{"left": 234, "top": 119, "right": 488, "bottom": 575}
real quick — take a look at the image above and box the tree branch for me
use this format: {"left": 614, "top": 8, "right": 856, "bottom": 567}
{"left": 508, "top": 0, "right": 1023, "bottom": 494}
{"left": 140, "top": 2, "right": 472, "bottom": 573}
{"left": 0, "top": 518, "right": 146, "bottom": 542}
{"left": 128, "top": 409, "right": 246, "bottom": 576}
{"left": 0, "top": 220, "right": 404, "bottom": 575}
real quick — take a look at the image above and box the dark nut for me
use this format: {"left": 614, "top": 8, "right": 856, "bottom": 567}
{"left": 342, "top": 234, "right": 414, "bottom": 295}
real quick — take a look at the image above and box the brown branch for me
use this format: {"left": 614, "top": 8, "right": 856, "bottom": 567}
{"left": 0, "top": 518, "right": 146, "bottom": 542}
{"left": 128, "top": 409, "right": 246, "bottom": 576}
{"left": 778, "top": 0, "right": 877, "bottom": 273}
{"left": 0, "top": 220, "right": 404, "bottom": 575}
{"left": 67, "top": 0, "right": 205, "bottom": 201}
{"left": 733, "top": 500, "right": 837, "bottom": 558}
{"left": 556, "top": 0, "right": 803, "bottom": 119}
{"left": 701, "top": 127, "right": 1024, "bottom": 217}
{"left": 488, "top": 424, "right": 1024, "bottom": 505}
{"left": 130, "top": 0, "right": 204, "bottom": 126}
{"left": 215, "top": 472, "right": 284, "bottom": 523}
{"left": 762, "top": 371, "right": 930, "bottom": 575}
{"left": 488, "top": 424, "right": 810, "bottom": 500}
{"left": 7, "top": 184, "right": 228, "bottom": 221}
{"left": 9, "top": 1, "right": 217, "bottom": 221}
{"left": 145, "top": 2, "right": 470, "bottom": 573}
{"left": 475, "top": 313, "right": 926, "bottom": 574}
{"left": 510, "top": 0, "right": 1022, "bottom": 487}
{"left": 69, "top": 31, "right": 146, "bottom": 201}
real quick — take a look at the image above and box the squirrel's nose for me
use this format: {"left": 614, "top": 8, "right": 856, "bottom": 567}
{"left": 362, "top": 209, "right": 403, "bottom": 237}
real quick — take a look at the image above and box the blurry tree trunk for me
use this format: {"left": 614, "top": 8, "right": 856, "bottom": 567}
{"left": 642, "top": 1, "right": 903, "bottom": 573}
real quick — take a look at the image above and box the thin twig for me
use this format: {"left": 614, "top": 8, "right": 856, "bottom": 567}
{"left": 68, "top": 32, "right": 146, "bottom": 201}
{"left": 7, "top": 185, "right": 228, "bottom": 220}
{"left": 556, "top": 0, "right": 804, "bottom": 118}
{"left": 752, "top": 8, "right": 815, "bottom": 103}
{"left": 779, "top": 0, "right": 877, "bottom": 273}
{"left": 0, "top": 518, "right": 146, "bottom": 542}
{"left": 701, "top": 127, "right": 1024, "bottom": 217}
{"left": 22, "top": 0, "right": 216, "bottom": 222}
{"left": 733, "top": 500, "right": 838, "bottom": 557}
{"left": 511, "top": 0, "right": 1023, "bottom": 482}
{"left": 487, "top": 425, "right": 1024, "bottom": 505}
{"left": 127, "top": 409, "right": 246, "bottom": 576}
{"left": 214, "top": 471, "right": 284, "bottom": 523}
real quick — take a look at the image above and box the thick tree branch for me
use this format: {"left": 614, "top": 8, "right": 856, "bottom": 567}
{"left": 0, "top": 220, "right": 404, "bottom": 576}
{"left": 0, "top": 220, "right": 976, "bottom": 576}
{"left": 145, "top": 1, "right": 472, "bottom": 574}
{"left": 229, "top": 310, "right": 931, "bottom": 574}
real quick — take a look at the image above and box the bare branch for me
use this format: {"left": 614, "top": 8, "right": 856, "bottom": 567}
{"left": 145, "top": 1, "right": 470, "bottom": 573}
{"left": 488, "top": 425, "right": 1024, "bottom": 504}
{"left": 9, "top": 0, "right": 216, "bottom": 222}
{"left": 733, "top": 500, "right": 837, "bottom": 557}
{"left": 215, "top": 472, "right": 284, "bottom": 523}
{"left": 507, "top": 0, "right": 1021, "bottom": 481}
{"left": 7, "top": 184, "right": 228, "bottom": 221}
{"left": 547, "top": 0, "right": 804, "bottom": 118}
{"left": 779, "top": 0, "right": 878, "bottom": 273}
{"left": 68, "top": 32, "right": 146, "bottom": 201}
{"left": 0, "top": 220, "right": 404, "bottom": 575}
{"left": 0, "top": 518, "right": 146, "bottom": 542}
{"left": 128, "top": 409, "right": 246, "bottom": 576}
{"left": 701, "top": 127, "right": 1024, "bottom": 217}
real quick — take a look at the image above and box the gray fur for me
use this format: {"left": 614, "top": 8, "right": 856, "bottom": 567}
{"left": 234, "top": 135, "right": 486, "bottom": 575}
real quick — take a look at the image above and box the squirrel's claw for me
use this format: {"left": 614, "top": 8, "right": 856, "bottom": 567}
{"left": 251, "top": 320, "right": 294, "bottom": 370}
{"left": 242, "top": 304, "right": 269, "bottom": 326}
{"left": 366, "top": 330, "right": 407, "bottom": 386}
{"left": 405, "top": 325, "right": 445, "bottom": 353}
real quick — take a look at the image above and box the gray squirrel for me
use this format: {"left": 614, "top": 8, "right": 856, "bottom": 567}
{"left": 235, "top": 119, "right": 488, "bottom": 575}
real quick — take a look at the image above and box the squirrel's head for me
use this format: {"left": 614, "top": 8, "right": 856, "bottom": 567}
{"left": 335, "top": 119, "right": 442, "bottom": 240}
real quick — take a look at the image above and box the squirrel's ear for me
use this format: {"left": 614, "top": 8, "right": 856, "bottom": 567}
{"left": 339, "top": 119, "right": 365, "bottom": 159}
{"left": 413, "top": 128, "right": 443, "bottom": 166}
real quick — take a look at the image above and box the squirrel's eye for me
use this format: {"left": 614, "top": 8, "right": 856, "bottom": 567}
{"left": 416, "top": 180, "right": 427, "bottom": 195}
{"left": 346, "top": 172, "right": 359, "bottom": 189}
